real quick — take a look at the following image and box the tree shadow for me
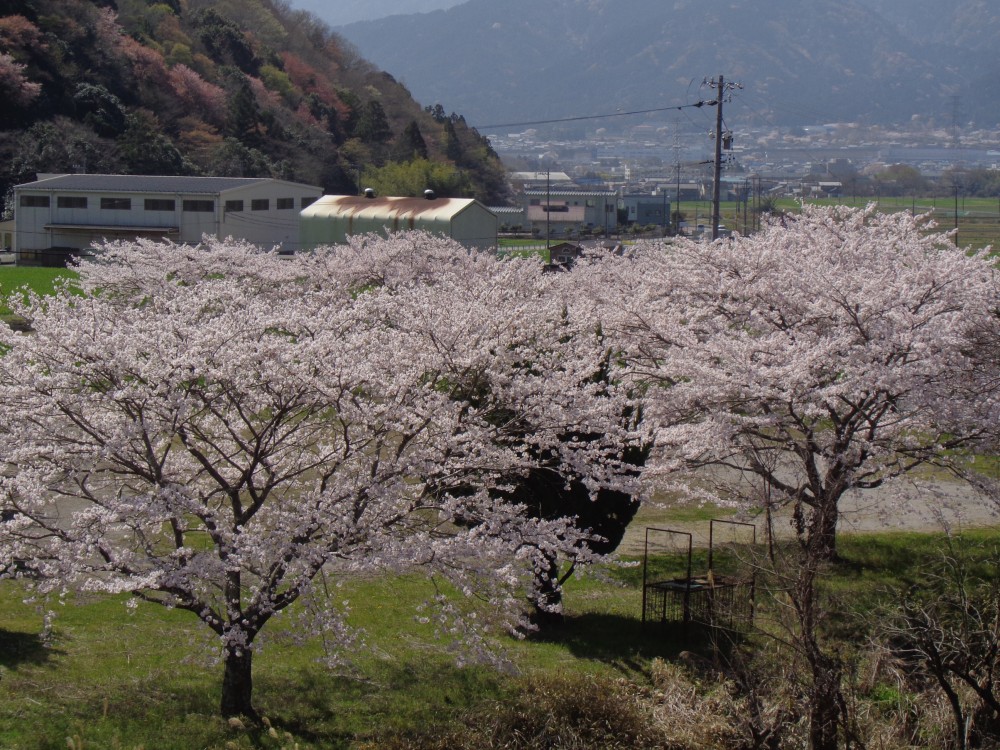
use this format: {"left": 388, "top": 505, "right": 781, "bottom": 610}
{"left": 255, "top": 660, "right": 505, "bottom": 748}
{"left": 0, "top": 628, "right": 54, "bottom": 668}
{"left": 527, "top": 612, "right": 732, "bottom": 673}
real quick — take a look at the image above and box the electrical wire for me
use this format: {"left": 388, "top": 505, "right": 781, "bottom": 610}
{"left": 474, "top": 100, "right": 714, "bottom": 130}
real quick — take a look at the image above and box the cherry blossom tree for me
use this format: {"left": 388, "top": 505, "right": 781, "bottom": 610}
{"left": 587, "top": 204, "right": 998, "bottom": 560}
{"left": 0, "top": 52, "right": 41, "bottom": 107}
{"left": 299, "top": 232, "right": 647, "bottom": 623}
{"left": 574, "top": 205, "right": 1000, "bottom": 750}
{"left": 0, "top": 235, "right": 639, "bottom": 718}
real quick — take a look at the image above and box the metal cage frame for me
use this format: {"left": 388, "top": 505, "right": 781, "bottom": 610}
{"left": 641, "top": 520, "right": 756, "bottom": 632}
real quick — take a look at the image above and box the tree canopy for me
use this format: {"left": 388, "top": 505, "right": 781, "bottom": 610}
{"left": 576, "top": 205, "right": 1000, "bottom": 559}
{"left": 0, "top": 234, "right": 640, "bottom": 718}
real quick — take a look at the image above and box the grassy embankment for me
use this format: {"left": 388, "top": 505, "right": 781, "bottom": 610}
{"left": 1, "top": 527, "right": 998, "bottom": 749}
{"left": 501, "top": 196, "right": 1000, "bottom": 254}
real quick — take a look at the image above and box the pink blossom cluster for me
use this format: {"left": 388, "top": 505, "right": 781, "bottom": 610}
{"left": 0, "top": 233, "right": 641, "bottom": 681}
{"left": 0, "top": 51, "right": 40, "bottom": 106}
{"left": 571, "top": 204, "right": 1000, "bottom": 553}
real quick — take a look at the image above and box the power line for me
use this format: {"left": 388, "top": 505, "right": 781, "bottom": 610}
{"left": 474, "top": 101, "right": 713, "bottom": 130}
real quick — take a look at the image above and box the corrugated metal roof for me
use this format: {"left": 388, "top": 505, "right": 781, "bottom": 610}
{"left": 16, "top": 174, "right": 279, "bottom": 194}
{"left": 523, "top": 190, "right": 617, "bottom": 197}
{"left": 302, "top": 195, "right": 479, "bottom": 222}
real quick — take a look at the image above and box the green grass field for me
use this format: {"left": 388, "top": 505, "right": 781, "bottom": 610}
{"left": 2, "top": 524, "right": 998, "bottom": 749}
{"left": 0, "top": 266, "right": 76, "bottom": 316}
{"left": 502, "top": 196, "right": 1000, "bottom": 252}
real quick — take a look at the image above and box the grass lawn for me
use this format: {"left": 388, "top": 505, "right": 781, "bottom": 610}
{"left": 0, "top": 266, "right": 76, "bottom": 317}
{"left": 0, "top": 571, "right": 667, "bottom": 750}
{"left": 2, "top": 523, "right": 998, "bottom": 749}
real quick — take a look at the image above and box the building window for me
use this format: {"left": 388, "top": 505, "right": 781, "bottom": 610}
{"left": 101, "top": 197, "right": 131, "bottom": 210}
{"left": 20, "top": 195, "right": 50, "bottom": 208}
{"left": 251, "top": 199, "right": 269, "bottom": 211}
{"left": 57, "top": 196, "right": 87, "bottom": 209}
{"left": 182, "top": 200, "right": 214, "bottom": 212}
{"left": 301, "top": 196, "right": 317, "bottom": 209}
{"left": 276, "top": 197, "right": 294, "bottom": 210}
{"left": 225, "top": 200, "right": 244, "bottom": 212}
{"left": 144, "top": 199, "right": 175, "bottom": 212}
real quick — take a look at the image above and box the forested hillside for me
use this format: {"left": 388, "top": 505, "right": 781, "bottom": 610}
{"left": 0, "top": 0, "right": 509, "bottom": 212}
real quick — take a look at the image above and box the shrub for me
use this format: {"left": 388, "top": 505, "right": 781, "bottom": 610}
{"left": 368, "top": 672, "right": 674, "bottom": 749}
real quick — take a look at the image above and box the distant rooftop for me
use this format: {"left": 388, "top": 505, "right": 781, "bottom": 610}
{"left": 523, "top": 189, "right": 617, "bottom": 197}
{"left": 302, "top": 194, "right": 486, "bottom": 222}
{"left": 16, "top": 174, "right": 314, "bottom": 194}
{"left": 511, "top": 171, "right": 573, "bottom": 183}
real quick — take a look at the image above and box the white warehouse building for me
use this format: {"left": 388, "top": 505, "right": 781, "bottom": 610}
{"left": 12, "top": 173, "right": 322, "bottom": 265}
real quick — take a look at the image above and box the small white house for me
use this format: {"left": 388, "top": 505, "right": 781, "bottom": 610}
{"left": 522, "top": 190, "right": 618, "bottom": 236}
{"left": 12, "top": 173, "right": 323, "bottom": 265}
{"left": 300, "top": 193, "right": 498, "bottom": 250}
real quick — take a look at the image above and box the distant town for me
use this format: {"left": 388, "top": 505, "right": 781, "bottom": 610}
{"left": 488, "top": 118, "right": 1000, "bottom": 201}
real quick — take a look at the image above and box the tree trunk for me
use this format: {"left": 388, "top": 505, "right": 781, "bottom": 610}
{"left": 220, "top": 646, "right": 257, "bottom": 719}
{"left": 807, "top": 658, "right": 842, "bottom": 750}
{"left": 795, "top": 527, "right": 845, "bottom": 750}
{"left": 530, "top": 551, "right": 564, "bottom": 629}
{"left": 809, "top": 498, "right": 840, "bottom": 563}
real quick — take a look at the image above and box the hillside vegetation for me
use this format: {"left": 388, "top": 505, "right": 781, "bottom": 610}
{"left": 0, "top": 0, "right": 509, "bottom": 209}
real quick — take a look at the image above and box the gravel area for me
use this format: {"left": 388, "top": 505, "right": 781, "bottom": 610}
{"left": 619, "top": 477, "right": 1000, "bottom": 556}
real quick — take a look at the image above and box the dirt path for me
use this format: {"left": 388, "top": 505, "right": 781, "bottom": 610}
{"left": 618, "top": 477, "right": 1000, "bottom": 556}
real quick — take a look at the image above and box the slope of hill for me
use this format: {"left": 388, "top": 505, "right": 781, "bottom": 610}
{"left": 337, "top": 0, "right": 994, "bottom": 129}
{"left": 0, "top": 0, "right": 509, "bottom": 208}
{"left": 853, "top": 0, "right": 999, "bottom": 49}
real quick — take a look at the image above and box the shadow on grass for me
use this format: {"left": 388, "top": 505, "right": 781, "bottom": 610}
{"left": 255, "top": 661, "right": 506, "bottom": 748}
{"left": 0, "top": 628, "right": 53, "bottom": 668}
{"left": 527, "top": 612, "right": 729, "bottom": 673}
{"left": 835, "top": 532, "right": 995, "bottom": 587}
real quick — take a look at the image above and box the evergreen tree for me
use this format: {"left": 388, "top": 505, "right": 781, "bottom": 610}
{"left": 443, "top": 117, "right": 462, "bottom": 162}
{"left": 394, "top": 119, "right": 428, "bottom": 161}
{"left": 355, "top": 100, "right": 392, "bottom": 144}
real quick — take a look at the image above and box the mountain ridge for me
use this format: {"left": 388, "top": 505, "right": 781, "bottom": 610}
{"left": 335, "top": 0, "right": 998, "bottom": 129}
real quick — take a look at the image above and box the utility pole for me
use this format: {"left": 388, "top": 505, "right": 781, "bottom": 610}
{"left": 546, "top": 168, "right": 550, "bottom": 252}
{"left": 711, "top": 75, "right": 725, "bottom": 241}
{"left": 707, "top": 76, "right": 741, "bottom": 241}
{"left": 673, "top": 124, "right": 682, "bottom": 235}
{"left": 954, "top": 181, "right": 959, "bottom": 247}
